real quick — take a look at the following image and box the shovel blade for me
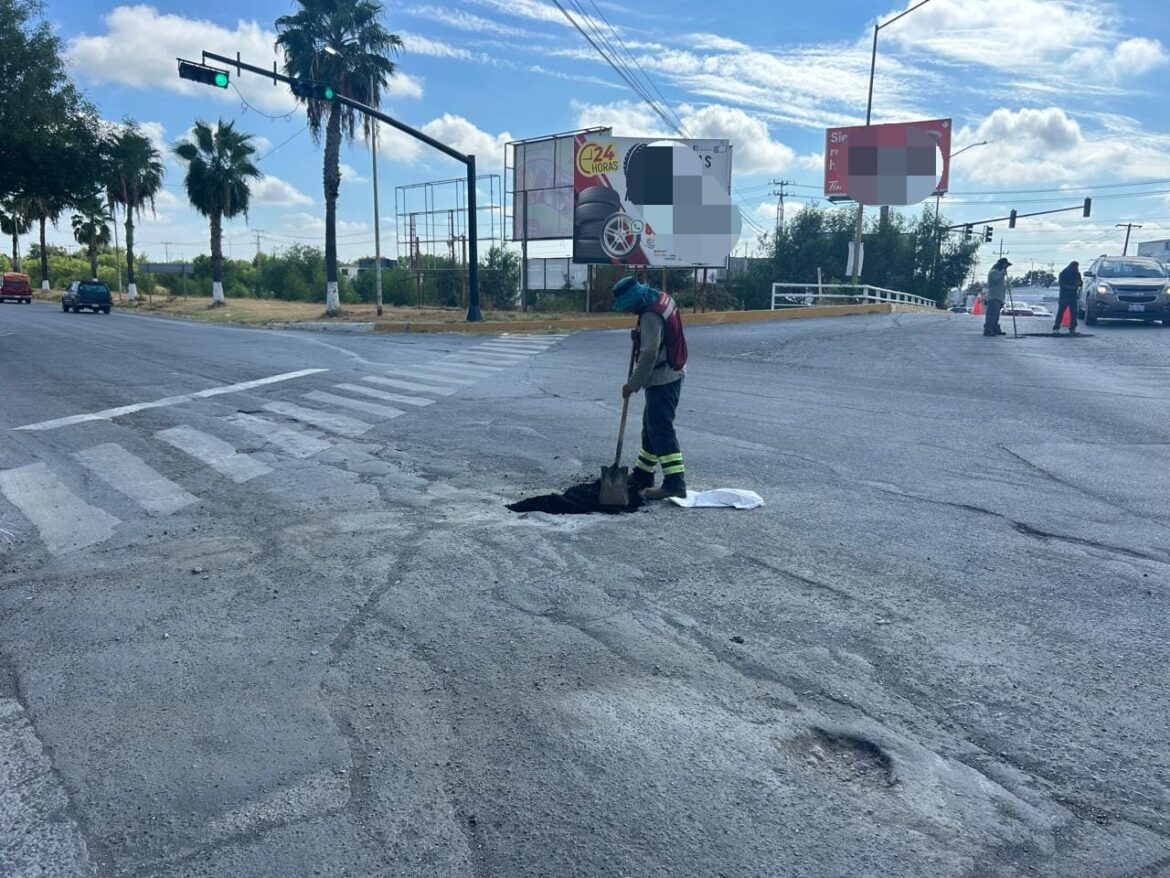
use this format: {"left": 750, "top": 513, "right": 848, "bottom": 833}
{"left": 599, "top": 464, "right": 629, "bottom": 507}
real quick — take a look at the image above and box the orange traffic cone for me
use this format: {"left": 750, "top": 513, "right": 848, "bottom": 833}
{"left": 1061, "top": 304, "right": 1072, "bottom": 327}
{"left": 972, "top": 295, "right": 983, "bottom": 316}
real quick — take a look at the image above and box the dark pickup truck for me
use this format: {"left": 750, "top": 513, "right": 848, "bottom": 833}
{"left": 62, "top": 281, "right": 112, "bottom": 314}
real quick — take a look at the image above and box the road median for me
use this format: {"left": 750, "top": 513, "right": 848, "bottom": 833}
{"left": 373, "top": 302, "right": 936, "bottom": 334}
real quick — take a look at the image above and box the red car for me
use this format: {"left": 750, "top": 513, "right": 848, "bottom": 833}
{"left": 1, "top": 272, "right": 33, "bottom": 304}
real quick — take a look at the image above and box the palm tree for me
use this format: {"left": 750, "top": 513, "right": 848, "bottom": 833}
{"left": 276, "top": 0, "right": 402, "bottom": 316}
{"left": 107, "top": 122, "right": 165, "bottom": 303}
{"left": 172, "top": 119, "right": 262, "bottom": 306}
{"left": 71, "top": 195, "right": 112, "bottom": 280}
{"left": 0, "top": 198, "right": 33, "bottom": 272}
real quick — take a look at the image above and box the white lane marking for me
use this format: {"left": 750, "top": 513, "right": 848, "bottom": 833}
{"left": 0, "top": 698, "right": 96, "bottom": 874}
{"left": 355, "top": 376, "right": 455, "bottom": 396}
{"left": 0, "top": 463, "right": 120, "bottom": 554}
{"left": 409, "top": 362, "right": 500, "bottom": 378}
{"left": 305, "top": 390, "right": 405, "bottom": 420}
{"left": 378, "top": 367, "right": 475, "bottom": 385}
{"left": 338, "top": 383, "right": 435, "bottom": 407}
{"left": 224, "top": 413, "right": 332, "bottom": 459}
{"left": 474, "top": 345, "right": 542, "bottom": 356}
{"left": 157, "top": 425, "right": 272, "bottom": 484}
{"left": 13, "top": 369, "right": 328, "bottom": 432}
{"left": 262, "top": 401, "right": 373, "bottom": 438}
{"left": 74, "top": 443, "right": 197, "bottom": 514}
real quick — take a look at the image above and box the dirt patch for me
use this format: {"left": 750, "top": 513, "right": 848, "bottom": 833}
{"left": 507, "top": 479, "right": 645, "bottom": 516}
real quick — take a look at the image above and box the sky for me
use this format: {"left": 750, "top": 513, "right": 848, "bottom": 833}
{"left": 35, "top": 0, "right": 1170, "bottom": 280}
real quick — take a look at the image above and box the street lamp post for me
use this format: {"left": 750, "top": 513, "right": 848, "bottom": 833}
{"left": 931, "top": 140, "right": 989, "bottom": 303}
{"left": 850, "top": 0, "right": 937, "bottom": 290}
{"left": 369, "top": 76, "right": 383, "bottom": 317}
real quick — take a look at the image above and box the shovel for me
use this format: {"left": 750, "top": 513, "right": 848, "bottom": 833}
{"left": 599, "top": 331, "right": 638, "bottom": 507}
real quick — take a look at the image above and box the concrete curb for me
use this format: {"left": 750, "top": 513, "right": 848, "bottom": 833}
{"left": 268, "top": 322, "right": 376, "bottom": 333}
{"left": 371, "top": 303, "right": 937, "bottom": 334}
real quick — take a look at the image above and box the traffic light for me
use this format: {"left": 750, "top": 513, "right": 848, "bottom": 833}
{"left": 1083, "top": 197, "right": 1092, "bottom": 217}
{"left": 963, "top": 224, "right": 973, "bottom": 240}
{"left": 983, "top": 225, "right": 993, "bottom": 243}
{"left": 290, "top": 79, "right": 336, "bottom": 101}
{"left": 1008, "top": 209, "right": 1017, "bottom": 229}
{"left": 178, "top": 60, "right": 229, "bottom": 89}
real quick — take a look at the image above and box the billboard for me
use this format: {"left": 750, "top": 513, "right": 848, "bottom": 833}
{"left": 510, "top": 132, "right": 605, "bottom": 241}
{"left": 572, "top": 136, "right": 741, "bottom": 267}
{"left": 824, "top": 118, "right": 952, "bottom": 206}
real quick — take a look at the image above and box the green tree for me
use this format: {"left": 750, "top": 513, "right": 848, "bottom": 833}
{"left": 276, "top": 0, "right": 403, "bottom": 316}
{"left": 1022, "top": 269, "right": 1056, "bottom": 288}
{"left": 107, "top": 121, "right": 165, "bottom": 303}
{"left": 70, "top": 195, "right": 112, "bottom": 280}
{"left": 479, "top": 245, "right": 520, "bottom": 310}
{"left": 173, "top": 119, "right": 262, "bottom": 306}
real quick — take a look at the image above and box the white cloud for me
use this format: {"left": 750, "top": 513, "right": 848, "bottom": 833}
{"left": 68, "top": 6, "right": 292, "bottom": 113}
{"left": 955, "top": 107, "right": 1170, "bottom": 186}
{"left": 404, "top": 5, "right": 533, "bottom": 38}
{"left": 684, "top": 33, "right": 749, "bottom": 52}
{"left": 280, "top": 213, "right": 369, "bottom": 237}
{"left": 339, "top": 163, "right": 368, "bottom": 185}
{"left": 881, "top": 0, "right": 1167, "bottom": 90}
{"left": 400, "top": 31, "right": 476, "bottom": 60}
{"left": 420, "top": 114, "right": 512, "bottom": 166}
{"left": 383, "top": 73, "right": 425, "bottom": 100}
{"left": 571, "top": 100, "right": 797, "bottom": 176}
{"left": 251, "top": 177, "right": 314, "bottom": 207}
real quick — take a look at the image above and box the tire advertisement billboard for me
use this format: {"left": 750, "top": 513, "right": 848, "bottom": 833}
{"left": 571, "top": 135, "right": 741, "bottom": 267}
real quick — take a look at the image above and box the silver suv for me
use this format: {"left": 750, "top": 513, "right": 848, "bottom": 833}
{"left": 1079, "top": 257, "right": 1170, "bottom": 326}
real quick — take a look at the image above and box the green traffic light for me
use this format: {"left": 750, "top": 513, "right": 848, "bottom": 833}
{"left": 324, "top": 86, "right": 334, "bottom": 100}
{"left": 214, "top": 72, "right": 229, "bottom": 88}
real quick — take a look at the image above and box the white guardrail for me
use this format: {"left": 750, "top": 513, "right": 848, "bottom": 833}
{"left": 771, "top": 283, "right": 938, "bottom": 310}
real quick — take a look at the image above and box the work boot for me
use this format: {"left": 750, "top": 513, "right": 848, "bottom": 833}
{"left": 643, "top": 477, "right": 686, "bottom": 501}
{"left": 628, "top": 470, "right": 654, "bottom": 491}
{"left": 995, "top": 328, "right": 1007, "bottom": 335}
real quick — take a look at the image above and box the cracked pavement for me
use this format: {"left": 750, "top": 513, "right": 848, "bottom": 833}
{"left": 1, "top": 303, "right": 1168, "bottom": 876}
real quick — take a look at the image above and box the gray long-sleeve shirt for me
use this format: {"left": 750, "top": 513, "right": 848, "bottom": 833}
{"left": 985, "top": 268, "right": 1008, "bottom": 302}
{"left": 629, "top": 311, "right": 684, "bottom": 391}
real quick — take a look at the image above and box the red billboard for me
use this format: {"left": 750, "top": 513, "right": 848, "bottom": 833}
{"left": 824, "top": 118, "right": 952, "bottom": 206}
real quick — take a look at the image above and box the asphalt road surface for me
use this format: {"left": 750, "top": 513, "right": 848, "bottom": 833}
{"left": 2, "top": 301, "right": 1168, "bottom": 877}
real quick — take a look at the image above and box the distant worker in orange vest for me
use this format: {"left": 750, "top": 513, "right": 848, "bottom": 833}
{"left": 612, "top": 277, "right": 689, "bottom": 500}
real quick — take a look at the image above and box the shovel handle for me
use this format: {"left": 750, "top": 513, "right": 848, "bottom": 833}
{"left": 613, "top": 331, "right": 638, "bottom": 467}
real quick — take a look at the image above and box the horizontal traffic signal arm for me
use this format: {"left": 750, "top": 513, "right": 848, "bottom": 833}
{"left": 943, "top": 198, "right": 1092, "bottom": 233}
{"left": 196, "top": 51, "right": 469, "bottom": 164}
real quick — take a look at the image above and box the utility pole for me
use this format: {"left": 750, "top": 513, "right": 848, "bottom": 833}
{"left": 253, "top": 230, "right": 264, "bottom": 298}
{"left": 769, "top": 180, "right": 791, "bottom": 228}
{"left": 1116, "top": 223, "right": 1143, "bottom": 256}
{"left": 369, "top": 75, "right": 384, "bottom": 318}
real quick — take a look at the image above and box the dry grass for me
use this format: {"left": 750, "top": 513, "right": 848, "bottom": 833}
{"left": 35, "top": 291, "right": 570, "bottom": 326}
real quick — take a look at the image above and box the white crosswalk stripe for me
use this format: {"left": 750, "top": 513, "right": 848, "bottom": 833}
{"left": 74, "top": 443, "right": 197, "bottom": 514}
{"left": 475, "top": 343, "right": 547, "bottom": 354}
{"left": 446, "top": 355, "right": 528, "bottom": 368}
{"left": 263, "top": 401, "right": 373, "bottom": 438}
{"left": 157, "top": 425, "right": 273, "bottom": 484}
{"left": 409, "top": 362, "right": 500, "bottom": 378}
{"left": 378, "top": 367, "right": 475, "bottom": 385}
{"left": 305, "top": 390, "right": 406, "bottom": 419}
{"left": 0, "top": 462, "right": 121, "bottom": 554}
{"left": 339, "top": 382, "right": 435, "bottom": 406}
{"left": 225, "top": 413, "right": 333, "bottom": 459}
{"left": 356, "top": 376, "right": 456, "bottom": 396}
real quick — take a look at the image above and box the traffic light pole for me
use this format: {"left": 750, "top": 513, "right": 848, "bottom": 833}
{"left": 195, "top": 51, "right": 483, "bottom": 321}
{"left": 943, "top": 199, "right": 1092, "bottom": 232}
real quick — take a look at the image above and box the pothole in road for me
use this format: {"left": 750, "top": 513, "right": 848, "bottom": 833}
{"left": 786, "top": 728, "right": 895, "bottom": 788}
{"left": 507, "top": 479, "right": 645, "bottom": 515}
